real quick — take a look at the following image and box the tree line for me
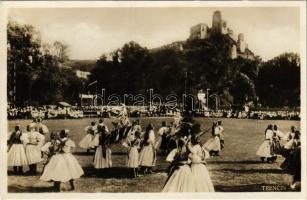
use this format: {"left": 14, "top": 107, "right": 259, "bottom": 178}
{"left": 7, "top": 21, "right": 300, "bottom": 108}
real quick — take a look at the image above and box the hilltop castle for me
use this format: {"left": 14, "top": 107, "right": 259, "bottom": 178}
{"left": 189, "top": 10, "right": 255, "bottom": 60}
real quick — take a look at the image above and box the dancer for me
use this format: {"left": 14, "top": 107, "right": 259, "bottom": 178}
{"left": 7, "top": 125, "right": 28, "bottom": 175}
{"left": 187, "top": 135, "right": 214, "bottom": 192}
{"left": 217, "top": 120, "right": 225, "bottom": 150}
{"left": 24, "top": 124, "right": 45, "bottom": 174}
{"left": 162, "top": 138, "right": 195, "bottom": 192}
{"left": 93, "top": 126, "right": 112, "bottom": 169}
{"left": 79, "top": 128, "right": 95, "bottom": 152}
{"left": 40, "top": 129, "right": 84, "bottom": 191}
{"left": 256, "top": 124, "right": 274, "bottom": 163}
{"left": 156, "top": 121, "right": 170, "bottom": 154}
{"left": 203, "top": 122, "right": 221, "bottom": 156}
{"left": 41, "top": 132, "right": 60, "bottom": 171}
{"left": 126, "top": 131, "right": 142, "bottom": 178}
{"left": 280, "top": 130, "right": 301, "bottom": 190}
{"left": 139, "top": 124, "right": 156, "bottom": 174}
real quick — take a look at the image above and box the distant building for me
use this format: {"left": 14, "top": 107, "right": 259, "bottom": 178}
{"left": 190, "top": 23, "right": 209, "bottom": 39}
{"left": 189, "top": 10, "right": 256, "bottom": 60}
{"left": 76, "top": 70, "right": 91, "bottom": 79}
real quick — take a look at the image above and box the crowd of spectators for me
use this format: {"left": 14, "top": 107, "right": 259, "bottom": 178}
{"left": 7, "top": 105, "right": 300, "bottom": 121}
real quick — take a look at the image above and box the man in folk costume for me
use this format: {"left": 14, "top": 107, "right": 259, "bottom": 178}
{"left": 24, "top": 123, "right": 45, "bottom": 174}
{"left": 35, "top": 118, "right": 49, "bottom": 136}
{"left": 217, "top": 120, "right": 225, "bottom": 150}
{"left": 98, "top": 118, "right": 109, "bottom": 133}
{"left": 155, "top": 121, "right": 170, "bottom": 155}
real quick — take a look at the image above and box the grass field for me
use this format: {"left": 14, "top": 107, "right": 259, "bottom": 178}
{"left": 7, "top": 117, "right": 300, "bottom": 192}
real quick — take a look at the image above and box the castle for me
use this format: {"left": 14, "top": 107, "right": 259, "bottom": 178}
{"left": 189, "top": 10, "right": 255, "bottom": 60}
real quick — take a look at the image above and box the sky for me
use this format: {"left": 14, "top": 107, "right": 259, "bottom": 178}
{"left": 8, "top": 7, "right": 301, "bottom": 61}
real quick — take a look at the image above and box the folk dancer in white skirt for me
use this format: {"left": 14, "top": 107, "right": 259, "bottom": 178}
{"left": 203, "top": 122, "right": 221, "bottom": 156}
{"left": 79, "top": 121, "right": 97, "bottom": 152}
{"left": 93, "top": 126, "right": 112, "bottom": 169}
{"left": 256, "top": 124, "right": 274, "bottom": 163}
{"left": 162, "top": 138, "right": 195, "bottom": 192}
{"left": 139, "top": 124, "right": 156, "bottom": 174}
{"left": 123, "top": 131, "right": 142, "bottom": 177}
{"left": 187, "top": 135, "right": 214, "bottom": 192}
{"left": 41, "top": 132, "right": 61, "bottom": 172}
{"left": 40, "top": 129, "right": 84, "bottom": 191}
{"left": 7, "top": 125, "right": 28, "bottom": 175}
{"left": 24, "top": 124, "right": 45, "bottom": 174}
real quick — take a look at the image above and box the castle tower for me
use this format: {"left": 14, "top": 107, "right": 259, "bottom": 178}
{"left": 237, "top": 33, "right": 246, "bottom": 53}
{"left": 221, "top": 20, "right": 228, "bottom": 34}
{"left": 212, "top": 10, "right": 222, "bottom": 34}
{"left": 230, "top": 44, "right": 237, "bottom": 59}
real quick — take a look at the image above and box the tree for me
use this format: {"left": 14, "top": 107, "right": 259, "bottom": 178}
{"left": 256, "top": 53, "right": 300, "bottom": 107}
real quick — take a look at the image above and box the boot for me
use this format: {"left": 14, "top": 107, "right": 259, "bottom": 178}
{"left": 69, "top": 179, "right": 75, "bottom": 191}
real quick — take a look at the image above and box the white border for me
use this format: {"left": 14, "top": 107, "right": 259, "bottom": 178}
{"left": 0, "top": 1, "right": 306, "bottom": 200}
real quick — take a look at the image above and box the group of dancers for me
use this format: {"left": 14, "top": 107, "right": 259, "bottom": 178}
{"left": 256, "top": 124, "right": 301, "bottom": 189}
{"left": 8, "top": 114, "right": 300, "bottom": 192}
{"left": 8, "top": 118, "right": 84, "bottom": 191}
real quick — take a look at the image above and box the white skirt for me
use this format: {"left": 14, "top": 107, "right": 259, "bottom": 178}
{"left": 162, "top": 165, "right": 195, "bottom": 192}
{"left": 89, "top": 134, "right": 100, "bottom": 148}
{"left": 256, "top": 140, "right": 272, "bottom": 158}
{"left": 8, "top": 144, "right": 28, "bottom": 167}
{"left": 203, "top": 136, "right": 221, "bottom": 152}
{"left": 94, "top": 145, "right": 112, "bottom": 169}
{"left": 40, "top": 153, "right": 84, "bottom": 182}
{"left": 139, "top": 145, "right": 156, "bottom": 167}
{"left": 191, "top": 163, "right": 215, "bottom": 192}
{"left": 25, "top": 144, "right": 42, "bottom": 165}
{"left": 127, "top": 146, "right": 139, "bottom": 168}
{"left": 79, "top": 134, "right": 94, "bottom": 149}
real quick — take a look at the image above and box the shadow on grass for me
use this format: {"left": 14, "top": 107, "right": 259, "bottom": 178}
{"left": 212, "top": 168, "right": 284, "bottom": 174}
{"left": 208, "top": 160, "right": 263, "bottom": 164}
{"left": 214, "top": 184, "right": 295, "bottom": 192}
{"left": 8, "top": 185, "right": 55, "bottom": 193}
{"left": 82, "top": 166, "right": 138, "bottom": 179}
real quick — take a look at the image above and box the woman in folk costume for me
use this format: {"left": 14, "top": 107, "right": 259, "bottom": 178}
{"left": 187, "top": 135, "right": 214, "bottom": 192}
{"left": 7, "top": 125, "right": 28, "bottom": 175}
{"left": 41, "top": 132, "right": 61, "bottom": 172}
{"left": 79, "top": 121, "right": 97, "bottom": 152}
{"left": 203, "top": 122, "right": 221, "bottom": 156}
{"left": 40, "top": 129, "right": 84, "bottom": 192}
{"left": 256, "top": 124, "right": 274, "bottom": 163}
{"left": 139, "top": 124, "right": 156, "bottom": 174}
{"left": 93, "top": 126, "right": 112, "bottom": 169}
{"left": 162, "top": 138, "right": 195, "bottom": 192}
{"left": 35, "top": 118, "right": 49, "bottom": 136}
{"left": 24, "top": 124, "right": 45, "bottom": 174}
{"left": 123, "top": 131, "right": 142, "bottom": 178}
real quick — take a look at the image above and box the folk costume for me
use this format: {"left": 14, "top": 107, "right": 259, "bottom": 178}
{"left": 93, "top": 128, "right": 112, "bottom": 169}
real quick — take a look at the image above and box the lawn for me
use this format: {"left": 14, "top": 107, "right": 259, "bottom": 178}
{"left": 7, "top": 117, "right": 300, "bottom": 192}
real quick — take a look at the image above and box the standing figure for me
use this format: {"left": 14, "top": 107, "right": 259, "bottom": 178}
{"left": 256, "top": 124, "right": 274, "bottom": 163}
{"left": 217, "top": 120, "right": 225, "bottom": 150}
{"left": 24, "top": 124, "right": 45, "bottom": 174}
{"left": 125, "top": 131, "right": 142, "bottom": 178}
{"left": 139, "top": 124, "right": 156, "bottom": 174}
{"left": 187, "top": 135, "right": 214, "bottom": 192}
{"left": 162, "top": 139, "right": 195, "bottom": 192}
{"left": 282, "top": 131, "right": 301, "bottom": 190}
{"left": 156, "top": 121, "right": 170, "bottom": 154}
{"left": 203, "top": 122, "right": 221, "bottom": 156}
{"left": 7, "top": 125, "right": 28, "bottom": 175}
{"left": 93, "top": 126, "right": 112, "bottom": 169}
{"left": 40, "top": 130, "right": 84, "bottom": 192}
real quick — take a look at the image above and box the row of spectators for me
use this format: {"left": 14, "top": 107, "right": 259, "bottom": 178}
{"left": 7, "top": 105, "right": 300, "bottom": 120}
